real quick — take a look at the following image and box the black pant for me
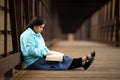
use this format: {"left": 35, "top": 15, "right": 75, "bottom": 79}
{"left": 68, "top": 57, "right": 82, "bottom": 69}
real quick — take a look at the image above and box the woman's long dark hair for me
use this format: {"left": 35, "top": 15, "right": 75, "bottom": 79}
{"left": 26, "top": 17, "right": 46, "bottom": 29}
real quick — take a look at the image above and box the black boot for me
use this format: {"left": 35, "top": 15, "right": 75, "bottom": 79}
{"left": 83, "top": 51, "right": 96, "bottom": 70}
{"left": 83, "top": 57, "right": 94, "bottom": 70}
{"left": 91, "top": 51, "right": 95, "bottom": 57}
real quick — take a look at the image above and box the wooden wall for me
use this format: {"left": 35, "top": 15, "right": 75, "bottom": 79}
{"left": 0, "top": 0, "right": 61, "bottom": 79}
{"left": 75, "top": 0, "right": 120, "bottom": 47}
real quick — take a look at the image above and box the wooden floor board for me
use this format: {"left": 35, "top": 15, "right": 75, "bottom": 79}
{"left": 11, "top": 40, "right": 120, "bottom": 80}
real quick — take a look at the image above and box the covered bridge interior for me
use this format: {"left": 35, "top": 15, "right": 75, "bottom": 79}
{"left": 0, "top": 0, "right": 119, "bottom": 79}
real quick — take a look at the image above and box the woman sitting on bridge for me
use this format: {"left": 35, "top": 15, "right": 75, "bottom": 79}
{"left": 20, "top": 17, "right": 95, "bottom": 70}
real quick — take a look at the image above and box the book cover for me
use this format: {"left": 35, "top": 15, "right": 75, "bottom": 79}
{"left": 46, "top": 51, "right": 64, "bottom": 61}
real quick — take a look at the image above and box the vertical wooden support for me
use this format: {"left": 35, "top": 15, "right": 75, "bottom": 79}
{"left": 110, "top": 0, "right": 115, "bottom": 42}
{"left": 106, "top": 2, "right": 109, "bottom": 41}
{"left": 28, "top": 0, "right": 33, "bottom": 20}
{"left": 8, "top": 0, "right": 22, "bottom": 52}
{"left": 8, "top": 0, "right": 18, "bottom": 53}
{"left": 8, "top": 0, "right": 23, "bottom": 69}
{"left": 115, "top": 0, "right": 119, "bottom": 47}
{"left": 108, "top": 1, "right": 111, "bottom": 41}
{"left": 14, "top": 0, "right": 23, "bottom": 69}
{"left": 39, "top": 1, "right": 42, "bottom": 16}
{"left": 4, "top": 0, "right": 8, "bottom": 57}
{"left": 14, "top": 0, "right": 23, "bottom": 35}
{"left": 99, "top": 7, "right": 103, "bottom": 41}
{"left": 35, "top": 0, "right": 39, "bottom": 16}
{"left": 23, "top": 0, "right": 29, "bottom": 25}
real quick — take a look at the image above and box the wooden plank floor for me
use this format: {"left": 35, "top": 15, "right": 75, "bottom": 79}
{"left": 12, "top": 40, "right": 120, "bottom": 80}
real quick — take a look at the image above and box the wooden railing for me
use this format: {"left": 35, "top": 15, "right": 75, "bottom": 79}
{"left": 0, "top": 52, "right": 21, "bottom": 79}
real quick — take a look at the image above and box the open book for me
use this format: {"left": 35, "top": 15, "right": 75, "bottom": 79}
{"left": 46, "top": 51, "right": 64, "bottom": 61}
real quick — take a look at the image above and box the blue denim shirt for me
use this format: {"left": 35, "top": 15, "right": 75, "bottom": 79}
{"left": 20, "top": 28, "right": 49, "bottom": 67}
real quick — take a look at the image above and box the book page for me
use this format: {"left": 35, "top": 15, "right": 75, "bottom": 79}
{"left": 46, "top": 51, "right": 64, "bottom": 61}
